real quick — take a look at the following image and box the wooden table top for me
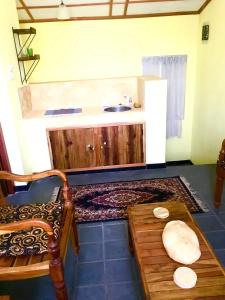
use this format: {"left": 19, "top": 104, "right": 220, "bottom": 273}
{"left": 128, "top": 201, "right": 225, "bottom": 300}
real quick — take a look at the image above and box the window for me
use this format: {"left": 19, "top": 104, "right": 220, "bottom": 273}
{"left": 142, "top": 55, "right": 187, "bottom": 138}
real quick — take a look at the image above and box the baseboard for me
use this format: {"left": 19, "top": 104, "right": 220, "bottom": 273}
{"left": 146, "top": 163, "right": 166, "bottom": 169}
{"left": 166, "top": 160, "right": 193, "bottom": 166}
{"left": 68, "top": 161, "right": 192, "bottom": 174}
{"left": 67, "top": 165, "right": 147, "bottom": 175}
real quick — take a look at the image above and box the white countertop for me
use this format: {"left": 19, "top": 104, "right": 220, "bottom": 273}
{"left": 22, "top": 106, "right": 146, "bottom": 128}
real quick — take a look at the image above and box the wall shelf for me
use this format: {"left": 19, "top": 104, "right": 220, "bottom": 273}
{"left": 12, "top": 27, "right": 40, "bottom": 84}
{"left": 18, "top": 54, "right": 40, "bottom": 62}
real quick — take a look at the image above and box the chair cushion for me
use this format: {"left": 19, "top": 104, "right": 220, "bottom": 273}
{"left": 0, "top": 199, "right": 63, "bottom": 256}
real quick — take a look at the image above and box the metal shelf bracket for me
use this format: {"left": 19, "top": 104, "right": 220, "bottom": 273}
{"left": 12, "top": 27, "right": 40, "bottom": 84}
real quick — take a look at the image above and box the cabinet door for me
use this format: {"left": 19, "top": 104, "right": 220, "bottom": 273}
{"left": 94, "top": 124, "right": 144, "bottom": 166}
{"left": 48, "top": 124, "right": 144, "bottom": 170}
{"left": 48, "top": 128, "right": 95, "bottom": 169}
{"left": 119, "top": 124, "right": 144, "bottom": 164}
{"left": 117, "top": 124, "right": 144, "bottom": 165}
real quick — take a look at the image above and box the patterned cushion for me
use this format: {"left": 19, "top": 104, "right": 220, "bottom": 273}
{"left": 0, "top": 199, "right": 63, "bottom": 256}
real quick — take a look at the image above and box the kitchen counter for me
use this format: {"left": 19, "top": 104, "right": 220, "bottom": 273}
{"left": 22, "top": 106, "right": 145, "bottom": 128}
{"left": 20, "top": 78, "right": 167, "bottom": 173}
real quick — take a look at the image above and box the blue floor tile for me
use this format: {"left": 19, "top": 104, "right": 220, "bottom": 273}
{"left": 78, "top": 225, "right": 103, "bottom": 243}
{"left": 74, "top": 285, "right": 105, "bottom": 300}
{"left": 204, "top": 230, "right": 225, "bottom": 250}
{"left": 193, "top": 214, "right": 224, "bottom": 231}
{"left": 215, "top": 249, "right": 225, "bottom": 267}
{"left": 104, "top": 220, "right": 127, "bottom": 225}
{"left": 78, "top": 221, "right": 103, "bottom": 228}
{"left": 105, "top": 259, "right": 137, "bottom": 283}
{"left": 0, "top": 276, "right": 55, "bottom": 300}
{"left": 107, "top": 282, "right": 140, "bottom": 300}
{"left": 215, "top": 212, "right": 225, "bottom": 227}
{"left": 78, "top": 243, "right": 103, "bottom": 262}
{"left": 105, "top": 240, "right": 131, "bottom": 259}
{"left": 213, "top": 207, "right": 225, "bottom": 216}
{"left": 76, "top": 262, "right": 104, "bottom": 286}
{"left": 104, "top": 223, "right": 127, "bottom": 241}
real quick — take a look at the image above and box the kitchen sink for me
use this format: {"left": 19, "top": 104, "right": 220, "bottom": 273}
{"left": 104, "top": 105, "right": 131, "bottom": 112}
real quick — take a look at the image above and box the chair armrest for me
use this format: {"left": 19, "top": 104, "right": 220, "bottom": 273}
{"left": 0, "top": 219, "right": 61, "bottom": 259}
{"left": 0, "top": 219, "right": 54, "bottom": 236}
{"left": 0, "top": 169, "right": 68, "bottom": 189}
{"left": 0, "top": 169, "right": 73, "bottom": 208}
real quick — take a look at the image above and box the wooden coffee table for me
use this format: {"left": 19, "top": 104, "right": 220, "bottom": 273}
{"left": 128, "top": 201, "right": 225, "bottom": 299}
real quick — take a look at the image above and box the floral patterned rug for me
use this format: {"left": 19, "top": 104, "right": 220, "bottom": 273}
{"left": 56, "top": 176, "right": 208, "bottom": 223}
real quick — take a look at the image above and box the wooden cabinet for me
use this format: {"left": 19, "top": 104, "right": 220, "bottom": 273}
{"left": 47, "top": 124, "right": 144, "bottom": 170}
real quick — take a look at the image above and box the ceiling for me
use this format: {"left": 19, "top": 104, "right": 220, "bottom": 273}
{"left": 16, "top": 0, "right": 212, "bottom": 23}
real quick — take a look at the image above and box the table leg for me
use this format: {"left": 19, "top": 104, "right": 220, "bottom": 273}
{"left": 215, "top": 175, "right": 224, "bottom": 208}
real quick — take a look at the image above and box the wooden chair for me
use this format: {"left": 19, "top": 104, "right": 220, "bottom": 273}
{"left": 214, "top": 139, "right": 225, "bottom": 208}
{"left": 0, "top": 185, "right": 4, "bottom": 206}
{"left": 0, "top": 169, "right": 79, "bottom": 300}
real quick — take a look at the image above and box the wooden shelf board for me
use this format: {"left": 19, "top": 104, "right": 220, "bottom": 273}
{"left": 18, "top": 54, "right": 40, "bottom": 61}
{"left": 13, "top": 27, "right": 36, "bottom": 35}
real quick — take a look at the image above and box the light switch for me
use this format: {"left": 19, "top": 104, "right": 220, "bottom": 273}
{"left": 8, "top": 64, "right": 14, "bottom": 80}
{"left": 202, "top": 24, "right": 209, "bottom": 41}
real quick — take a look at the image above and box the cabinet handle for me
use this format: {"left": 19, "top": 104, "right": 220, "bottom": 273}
{"left": 86, "top": 144, "right": 95, "bottom": 151}
{"left": 101, "top": 141, "right": 107, "bottom": 149}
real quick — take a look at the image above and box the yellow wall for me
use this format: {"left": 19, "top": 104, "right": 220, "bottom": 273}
{"left": 23, "top": 16, "right": 199, "bottom": 162}
{"left": 191, "top": 0, "right": 225, "bottom": 164}
{"left": 1, "top": 1, "right": 222, "bottom": 175}
{"left": 0, "top": 0, "right": 26, "bottom": 174}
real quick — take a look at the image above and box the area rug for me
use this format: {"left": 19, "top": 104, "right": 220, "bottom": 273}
{"left": 55, "top": 176, "right": 208, "bottom": 223}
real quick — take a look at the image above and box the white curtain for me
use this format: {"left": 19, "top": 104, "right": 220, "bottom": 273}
{"left": 142, "top": 55, "right": 187, "bottom": 138}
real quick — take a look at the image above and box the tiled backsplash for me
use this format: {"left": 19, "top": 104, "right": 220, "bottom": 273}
{"left": 19, "top": 77, "right": 140, "bottom": 113}
{"left": 18, "top": 84, "right": 32, "bottom": 112}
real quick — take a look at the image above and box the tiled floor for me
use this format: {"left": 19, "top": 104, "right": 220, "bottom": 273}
{"left": 1, "top": 164, "right": 225, "bottom": 299}
{"left": 73, "top": 220, "right": 142, "bottom": 300}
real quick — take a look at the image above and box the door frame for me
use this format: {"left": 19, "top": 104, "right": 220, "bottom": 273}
{"left": 0, "top": 123, "right": 14, "bottom": 194}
